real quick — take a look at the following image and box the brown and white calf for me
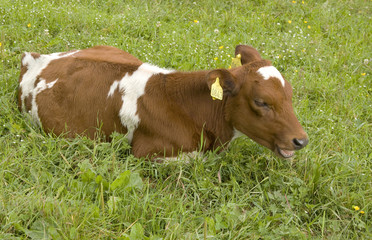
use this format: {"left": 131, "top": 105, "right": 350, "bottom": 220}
{"left": 18, "top": 45, "right": 308, "bottom": 159}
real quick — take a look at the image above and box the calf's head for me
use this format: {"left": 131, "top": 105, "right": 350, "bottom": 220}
{"left": 208, "top": 45, "right": 308, "bottom": 158}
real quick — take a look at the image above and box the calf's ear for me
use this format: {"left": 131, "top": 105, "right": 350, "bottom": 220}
{"left": 235, "top": 45, "right": 262, "bottom": 65}
{"left": 206, "top": 69, "right": 241, "bottom": 96}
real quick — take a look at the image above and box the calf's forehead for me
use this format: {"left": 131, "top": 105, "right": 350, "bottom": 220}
{"left": 256, "top": 66, "right": 285, "bottom": 87}
{"left": 238, "top": 65, "right": 293, "bottom": 103}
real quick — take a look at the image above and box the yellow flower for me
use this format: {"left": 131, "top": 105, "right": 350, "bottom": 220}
{"left": 360, "top": 211, "right": 365, "bottom": 214}
{"left": 307, "top": 25, "right": 311, "bottom": 29}
{"left": 353, "top": 205, "right": 360, "bottom": 211}
{"left": 302, "top": 0, "right": 305, "bottom": 3}
{"left": 361, "top": 73, "right": 366, "bottom": 76}
{"left": 0, "top": 42, "right": 2, "bottom": 47}
{"left": 219, "top": 46, "right": 224, "bottom": 49}
{"left": 27, "top": 23, "right": 31, "bottom": 28}
{"left": 292, "top": 1, "right": 296, "bottom": 3}
{"left": 214, "top": 57, "right": 218, "bottom": 60}
{"left": 295, "top": 69, "right": 298, "bottom": 72}
{"left": 288, "top": 20, "right": 292, "bottom": 24}
{"left": 304, "top": 20, "right": 308, "bottom": 23}
{"left": 193, "top": 20, "right": 199, "bottom": 23}
{"left": 302, "top": 49, "right": 306, "bottom": 52}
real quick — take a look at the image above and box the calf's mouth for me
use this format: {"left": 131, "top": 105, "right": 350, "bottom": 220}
{"left": 275, "top": 145, "right": 295, "bottom": 158}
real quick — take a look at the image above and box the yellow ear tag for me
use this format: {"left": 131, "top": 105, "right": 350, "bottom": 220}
{"left": 230, "top": 53, "right": 242, "bottom": 68}
{"left": 210, "top": 77, "right": 223, "bottom": 100}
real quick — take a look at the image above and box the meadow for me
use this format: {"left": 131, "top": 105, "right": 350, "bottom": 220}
{"left": 0, "top": 0, "right": 371, "bottom": 239}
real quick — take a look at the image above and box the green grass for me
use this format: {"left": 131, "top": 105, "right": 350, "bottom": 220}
{"left": 0, "top": 0, "right": 371, "bottom": 239}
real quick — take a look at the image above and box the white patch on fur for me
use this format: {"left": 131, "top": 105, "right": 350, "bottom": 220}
{"left": 257, "top": 66, "right": 285, "bottom": 87}
{"left": 231, "top": 128, "right": 244, "bottom": 141}
{"left": 107, "top": 80, "right": 120, "bottom": 98}
{"left": 117, "top": 63, "right": 173, "bottom": 143}
{"left": 227, "top": 128, "right": 245, "bottom": 148}
{"left": 161, "top": 151, "right": 205, "bottom": 164}
{"left": 155, "top": 151, "right": 207, "bottom": 164}
{"left": 20, "top": 50, "right": 78, "bottom": 113}
{"left": 31, "top": 78, "right": 58, "bottom": 125}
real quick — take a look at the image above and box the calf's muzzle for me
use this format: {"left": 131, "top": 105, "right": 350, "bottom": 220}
{"left": 292, "top": 138, "right": 309, "bottom": 150}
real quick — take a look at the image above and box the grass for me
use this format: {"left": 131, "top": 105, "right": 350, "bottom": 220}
{"left": 0, "top": 0, "right": 371, "bottom": 239}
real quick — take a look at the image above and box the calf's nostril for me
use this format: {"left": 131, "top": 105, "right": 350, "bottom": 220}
{"left": 292, "top": 138, "right": 309, "bottom": 149}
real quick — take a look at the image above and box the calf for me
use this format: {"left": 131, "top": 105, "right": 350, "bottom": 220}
{"left": 18, "top": 45, "right": 308, "bottom": 159}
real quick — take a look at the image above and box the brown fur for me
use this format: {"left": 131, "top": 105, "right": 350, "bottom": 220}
{"left": 18, "top": 45, "right": 308, "bottom": 159}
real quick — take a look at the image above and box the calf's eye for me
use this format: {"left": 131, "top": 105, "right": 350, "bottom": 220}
{"left": 254, "top": 99, "right": 269, "bottom": 108}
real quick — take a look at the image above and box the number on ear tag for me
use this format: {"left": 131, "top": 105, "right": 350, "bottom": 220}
{"left": 210, "top": 77, "right": 223, "bottom": 100}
